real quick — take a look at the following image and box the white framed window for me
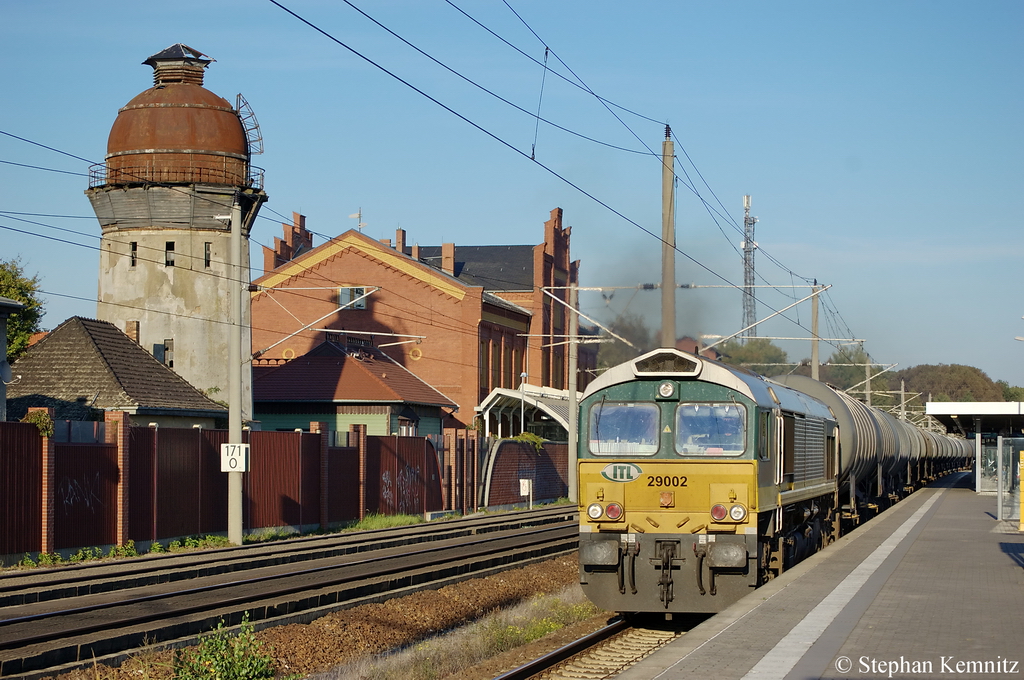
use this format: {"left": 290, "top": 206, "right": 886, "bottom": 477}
{"left": 338, "top": 286, "right": 366, "bottom": 310}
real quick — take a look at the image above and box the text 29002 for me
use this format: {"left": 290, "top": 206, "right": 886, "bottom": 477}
{"left": 647, "top": 475, "right": 688, "bottom": 487}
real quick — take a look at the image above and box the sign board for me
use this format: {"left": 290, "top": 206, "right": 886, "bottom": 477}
{"left": 221, "top": 443, "right": 250, "bottom": 472}
{"left": 520, "top": 479, "right": 532, "bottom": 497}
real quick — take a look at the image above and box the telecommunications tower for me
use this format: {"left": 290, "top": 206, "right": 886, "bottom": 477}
{"left": 741, "top": 195, "right": 758, "bottom": 340}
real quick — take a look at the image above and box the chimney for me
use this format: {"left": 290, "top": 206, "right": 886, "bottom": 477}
{"left": 442, "top": 243, "right": 455, "bottom": 275}
{"left": 395, "top": 228, "right": 407, "bottom": 254}
{"left": 411, "top": 244, "right": 420, "bottom": 260}
{"left": 380, "top": 238, "right": 392, "bottom": 248}
{"left": 126, "top": 320, "right": 140, "bottom": 344}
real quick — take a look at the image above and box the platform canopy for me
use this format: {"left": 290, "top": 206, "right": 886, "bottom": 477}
{"left": 476, "top": 384, "right": 580, "bottom": 440}
{"left": 926, "top": 402, "right": 1024, "bottom": 437}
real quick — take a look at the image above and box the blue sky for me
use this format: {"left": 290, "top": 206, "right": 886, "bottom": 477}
{"left": 2, "top": 1, "right": 1022, "bottom": 388}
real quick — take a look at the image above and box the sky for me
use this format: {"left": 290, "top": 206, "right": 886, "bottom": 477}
{"left": 2, "top": 1, "right": 1022, "bottom": 388}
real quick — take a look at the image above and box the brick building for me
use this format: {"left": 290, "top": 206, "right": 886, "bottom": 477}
{"left": 250, "top": 208, "right": 593, "bottom": 428}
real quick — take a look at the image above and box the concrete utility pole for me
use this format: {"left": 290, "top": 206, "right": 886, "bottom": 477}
{"left": 228, "top": 197, "right": 244, "bottom": 546}
{"left": 567, "top": 283, "right": 578, "bottom": 502}
{"left": 660, "top": 126, "right": 676, "bottom": 348}
{"left": 742, "top": 196, "right": 759, "bottom": 342}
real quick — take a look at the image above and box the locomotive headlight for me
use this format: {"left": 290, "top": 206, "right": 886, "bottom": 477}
{"left": 586, "top": 503, "right": 604, "bottom": 520}
{"left": 729, "top": 504, "right": 747, "bottom": 521}
{"left": 605, "top": 503, "right": 623, "bottom": 520}
{"left": 710, "top": 504, "right": 729, "bottom": 521}
{"left": 657, "top": 381, "right": 675, "bottom": 398}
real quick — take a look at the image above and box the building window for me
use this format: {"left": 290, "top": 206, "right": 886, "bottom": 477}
{"left": 165, "top": 242, "right": 175, "bottom": 267}
{"left": 129, "top": 242, "right": 138, "bottom": 267}
{"left": 338, "top": 286, "right": 366, "bottom": 310}
{"left": 204, "top": 242, "right": 212, "bottom": 268}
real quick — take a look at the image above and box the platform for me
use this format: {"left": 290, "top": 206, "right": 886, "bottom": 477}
{"left": 618, "top": 472, "right": 1024, "bottom": 680}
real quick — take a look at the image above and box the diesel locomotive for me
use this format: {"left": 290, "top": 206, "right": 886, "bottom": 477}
{"left": 577, "top": 347, "right": 971, "bottom": 615}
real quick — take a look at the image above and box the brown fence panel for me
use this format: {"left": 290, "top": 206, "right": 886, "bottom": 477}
{"left": 364, "top": 437, "right": 383, "bottom": 515}
{"left": 155, "top": 428, "right": 203, "bottom": 539}
{"left": 0, "top": 422, "right": 42, "bottom": 555}
{"left": 372, "top": 436, "right": 444, "bottom": 516}
{"left": 53, "top": 443, "right": 119, "bottom": 550}
{"left": 249, "top": 430, "right": 322, "bottom": 530}
{"left": 128, "top": 426, "right": 156, "bottom": 541}
{"left": 200, "top": 429, "right": 228, "bottom": 534}
{"left": 326, "top": 446, "right": 359, "bottom": 523}
{"left": 300, "top": 433, "right": 321, "bottom": 526}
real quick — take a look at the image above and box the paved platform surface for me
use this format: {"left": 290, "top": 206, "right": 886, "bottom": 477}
{"left": 618, "top": 472, "right": 1024, "bottom": 680}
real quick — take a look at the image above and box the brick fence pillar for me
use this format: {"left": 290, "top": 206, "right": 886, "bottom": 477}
{"left": 29, "top": 407, "right": 56, "bottom": 554}
{"left": 105, "top": 411, "right": 130, "bottom": 546}
{"left": 310, "top": 421, "right": 330, "bottom": 530}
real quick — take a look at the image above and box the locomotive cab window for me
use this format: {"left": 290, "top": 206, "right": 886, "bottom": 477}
{"left": 588, "top": 401, "right": 660, "bottom": 455}
{"left": 675, "top": 402, "right": 746, "bottom": 456}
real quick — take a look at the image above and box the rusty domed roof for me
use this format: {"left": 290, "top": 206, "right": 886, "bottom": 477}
{"left": 102, "top": 45, "right": 249, "bottom": 187}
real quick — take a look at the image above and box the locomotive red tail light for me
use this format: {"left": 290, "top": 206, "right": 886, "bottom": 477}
{"left": 710, "top": 504, "right": 729, "bottom": 521}
{"left": 605, "top": 503, "right": 623, "bottom": 520}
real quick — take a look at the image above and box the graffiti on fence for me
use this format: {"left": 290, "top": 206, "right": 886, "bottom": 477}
{"left": 381, "top": 465, "right": 423, "bottom": 515}
{"left": 397, "top": 464, "right": 422, "bottom": 515}
{"left": 57, "top": 473, "right": 105, "bottom": 515}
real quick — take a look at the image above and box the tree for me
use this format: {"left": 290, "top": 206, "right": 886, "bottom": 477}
{"left": 895, "top": 364, "right": 1002, "bottom": 402}
{"left": 717, "top": 338, "right": 790, "bottom": 377}
{"left": 997, "top": 380, "right": 1024, "bottom": 402}
{"left": 0, "top": 258, "right": 44, "bottom": 362}
{"left": 818, "top": 345, "right": 891, "bottom": 399}
{"left": 596, "top": 311, "right": 656, "bottom": 370}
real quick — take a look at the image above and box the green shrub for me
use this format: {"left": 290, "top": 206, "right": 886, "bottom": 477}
{"left": 37, "top": 552, "right": 63, "bottom": 566}
{"left": 173, "top": 614, "right": 275, "bottom": 680}
{"left": 108, "top": 540, "right": 139, "bottom": 559}
{"left": 20, "top": 410, "right": 54, "bottom": 438}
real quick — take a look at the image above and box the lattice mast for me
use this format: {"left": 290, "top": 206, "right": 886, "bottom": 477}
{"left": 742, "top": 195, "right": 758, "bottom": 341}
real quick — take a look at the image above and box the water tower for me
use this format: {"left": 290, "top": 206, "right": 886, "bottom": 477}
{"left": 86, "top": 44, "right": 267, "bottom": 410}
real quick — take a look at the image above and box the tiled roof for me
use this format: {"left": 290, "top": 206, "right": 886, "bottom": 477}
{"left": 7, "top": 316, "right": 226, "bottom": 419}
{"left": 253, "top": 342, "right": 457, "bottom": 409}
{"left": 416, "top": 245, "right": 536, "bottom": 290}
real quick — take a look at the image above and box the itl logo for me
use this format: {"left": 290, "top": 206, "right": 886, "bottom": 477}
{"left": 601, "top": 463, "right": 643, "bottom": 482}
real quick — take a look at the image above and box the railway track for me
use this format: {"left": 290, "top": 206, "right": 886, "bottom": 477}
{"left": 495, "top": 618, "right": 687, "bottom": 680}
{"left": 0, "top": 507, "right": 576, "bottom": 678}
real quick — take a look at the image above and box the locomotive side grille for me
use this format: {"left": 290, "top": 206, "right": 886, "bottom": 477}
{"left": 794, "top": 417, "right": 826, "bottom": 481}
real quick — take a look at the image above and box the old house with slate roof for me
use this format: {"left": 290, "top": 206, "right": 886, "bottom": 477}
{"left": 251, "top": 208, "right": 595, "bottom": 429}
{"left": 253, "top": 341, "right": 457, "bottom": 437}
{"left": 6, "top": 317, "right": 226, "bottom": 428}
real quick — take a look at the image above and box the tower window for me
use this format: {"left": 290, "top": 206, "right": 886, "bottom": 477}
{"left": 204, "top": 242, "right": 212, "bottom": 268}
{"left": 165, "top": 242, "right": 175, "bottom": 267}
{"left": 129, "top": 242, "right": 138, "bottom": 267}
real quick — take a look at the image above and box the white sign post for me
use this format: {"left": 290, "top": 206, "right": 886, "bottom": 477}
{"left": 519, "top": 478, "right": 533, "bottom": 510}
{"left": 221, "top": 443, "right": 250, "bottom": 473}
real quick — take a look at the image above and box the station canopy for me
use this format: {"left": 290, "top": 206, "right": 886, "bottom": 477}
{"left": 926, "top": 402, "right": 1024, "bottom": 438}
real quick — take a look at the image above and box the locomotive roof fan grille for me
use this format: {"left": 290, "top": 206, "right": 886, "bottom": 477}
{"left": 632, "top": 350, "right": 701, "bottom": 377}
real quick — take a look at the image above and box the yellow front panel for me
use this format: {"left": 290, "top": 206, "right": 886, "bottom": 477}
{"left": 579, "top": 460, "right": 758, "bottom": 534}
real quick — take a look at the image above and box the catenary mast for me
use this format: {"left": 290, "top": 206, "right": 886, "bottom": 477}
{"left": 742, "top": 195, "right": 758, "bottom": 341}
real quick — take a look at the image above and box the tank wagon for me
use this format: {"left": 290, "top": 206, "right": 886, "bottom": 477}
{"left": 577, "top": 348, "right": 971, "bottom": 616}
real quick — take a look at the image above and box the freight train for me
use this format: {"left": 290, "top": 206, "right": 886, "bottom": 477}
{"left": 577, "top": 347, "right": 971, "bottom": 616}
